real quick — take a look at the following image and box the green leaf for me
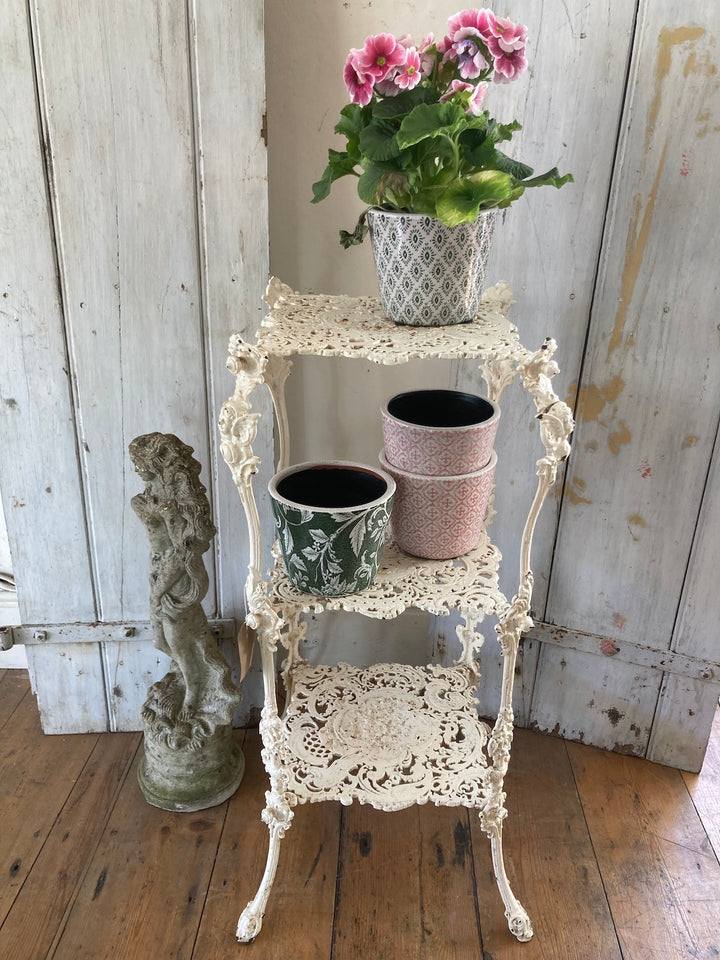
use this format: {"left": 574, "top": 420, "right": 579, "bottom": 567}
{"left": 435, "top": 170, "right": 514, "bottom": 225}
{"left": 339, "top": 210, "right": 369, "bottom": 248}
{"left": 358, "top": 121, "right": 400, "bottom": 162}
{"left": 334, "top": 103, "right": 371, "bottom": 141}
{"left": 485, "top": 117, "right": 522, "bottom": 144}
{"left": 397, "top": 101, "right": 467, "bottom": 149}
{"left": 493, "top": 150, "right": 534, "bottom": 181}
{"left": 311, "top": 149, "right": 359, "bottom": 203}
{"left": 519, "top": 167, "right": 574, "bottom": 190}
{"left": 372, "top": 86, "right": 438, "bottom": 119}
{"left": 358, "top": 164, "right": 408, "bottom": 206}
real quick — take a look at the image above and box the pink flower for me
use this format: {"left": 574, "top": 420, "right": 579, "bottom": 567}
{"left": 439, "top": 10, "right": 494, "bottom": 79}
{"left": 487, "top": 15, "right": 527, "bottom": 52}
{"left": 395, "top": 47, "right": 422, "bottom": 89}
{"left": 446, "top": 8, "right": 494, "bottom": 40}
{"left": 491, "top": 45, "right": 527, "bottom": 82}
{"left": 440, "top": 78, "right": 474, "bottom": 102}
{"left": 468, "top": 81, "right": 488, "bottom": 115}
{"left": 356, "top": 33, "right": 407, "bottom": 82}
{"left": 485, "top": 14, "right": 527, "bottom": 81}
{"left": 440, "top": 78, "right": 488, "bottom": 115}
{"left": 451, "top": 27, "right": 490, "bottom": 78}
{"left": 417, "top": 33, "right": 436, "bottom": 78}
{"left": 344, "top": 51, "right": 374, "bottom": 105}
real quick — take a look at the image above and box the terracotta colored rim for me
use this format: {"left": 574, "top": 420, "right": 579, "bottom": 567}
{"left": 379, "top": 448, "right": 497, "bottom": 481}
{"left": 269, "top": 460, "right": 396, "bottom": 513}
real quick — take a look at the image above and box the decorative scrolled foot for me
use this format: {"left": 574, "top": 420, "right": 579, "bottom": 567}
{"left": 487, "top": 824, "right": 533, "bottom": 943}
{"left": 236, "top": 903, "right": 264, "bottom": 943}
{"left": 507, "top": 906, "right": 534, "bottom": 942}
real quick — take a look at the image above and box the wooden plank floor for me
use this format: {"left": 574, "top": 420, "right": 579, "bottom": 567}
{"left": 1, "top": 668, "right": 719, "bottom": 960}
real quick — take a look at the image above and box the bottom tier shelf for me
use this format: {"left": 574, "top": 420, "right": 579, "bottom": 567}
{"left": 277, "top": 661, "right": 494, "bottom": 812}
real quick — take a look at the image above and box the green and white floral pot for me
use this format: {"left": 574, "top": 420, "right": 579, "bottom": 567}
{"left": 367, "top": 207, "right": 497, "bottom": 327}
{"left": 269, "top": 461, "right": 395, "bottom": 597}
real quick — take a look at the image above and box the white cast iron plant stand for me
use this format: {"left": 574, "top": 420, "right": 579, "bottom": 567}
{"left": 218, "top": 279, "right": 574, "bottom": 945}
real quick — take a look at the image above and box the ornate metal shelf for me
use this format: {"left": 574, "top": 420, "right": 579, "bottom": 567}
{"left": 251, "top": 276, "right": 522, "bottom": 364}
{"left": 218, "top": 279, "right": 574, "bottom": 947}
{"left": 278, "top": 661, "right": 493, "bottom": 811}
{"left": 268, "top": 532, "right": 506, "bottom": 622}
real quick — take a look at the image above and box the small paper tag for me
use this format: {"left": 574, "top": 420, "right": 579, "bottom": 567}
{"left": 237, "top": 622, "right": 256, "bottom": 681}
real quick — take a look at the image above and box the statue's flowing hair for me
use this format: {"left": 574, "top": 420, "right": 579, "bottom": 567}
{"left": 129, "top": 432, "right": 216, "bottom": 614}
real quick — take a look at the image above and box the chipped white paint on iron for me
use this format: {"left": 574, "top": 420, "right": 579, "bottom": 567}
{"left": 220, "top": 281, "right": 572, "bottom": 942}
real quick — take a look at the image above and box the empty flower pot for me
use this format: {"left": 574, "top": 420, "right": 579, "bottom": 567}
{"left": 379, "top": 448, "right": 496, "bottom": 560}
{"left": 269, "top": 461, "right": 395, "bottom": 596}
{"left": 382, "top": 389, "right": 500, "bottom": 476}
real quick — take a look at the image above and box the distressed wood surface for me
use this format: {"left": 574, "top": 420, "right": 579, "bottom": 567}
{"left": 30, "top": 1, "right": 212, "bottom": 624}
{"left": 3, "top": 675, "right": 720, "bottom": 958}
{"left": 538, "top": 1, "right": 720, "bottom": 764}
{"left": 0, "top": 0, "right": 96, "bottom": 624}
{"left": 0, "top": 692, "right": 98, "bottom": 925}
{"left": 194, "top": 728, "right": 340, "bottom": 960}
{"left": 332, "top": 803, "right": 480, "bottom": 959}
{"left": 2, "top": 0, "right": 270, "bottom": 731}
{"left": 101, "top": 640, "right": 171, "bottom": 732}
{"left": 0, "top": 732, "right": 138, "bottom": 960}
{"left": 51, "top": 751, "right": 227, "bottom": 960}
{"left": 569, "top": 739, "right": 720, "bottom": 959}
{"left": 472, "top": 728, "right": 621, "bottom": 959}
{"left": 0, "top": 669, "right": 30, "bottom": 728}
{"left": 682, "top": 707, "right": 720, "bottom": 861}
{"left": 649, "top": 425, "right": 720, "bottom": 767}
{"left": 25, "top": 642, "right": 108, "bottom": 734}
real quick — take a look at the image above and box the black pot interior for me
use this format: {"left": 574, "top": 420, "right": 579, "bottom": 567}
{"left": 387, "top": 390, "right": 494, "bottom": 428}
{"left": 277, "top": 465, "right": 387, "bottom": 509}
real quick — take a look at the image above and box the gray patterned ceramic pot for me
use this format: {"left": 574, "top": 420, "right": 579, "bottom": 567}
{"left": 367, "top": 208, "right": 496, "bottom": 327}
{"left": 269, "top": 461, "right": 395, "bottom": 596}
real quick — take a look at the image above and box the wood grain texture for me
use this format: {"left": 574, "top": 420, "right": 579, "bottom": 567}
{"left": 2, "top": 676, "right": 720, "bottom": 958}
{"left": 0, "top": 692, "right": 98, "bottom": 925}
{"left": 545, "top": 6, "right": 720, "bottom": 655}
{"left": 682, "top": 706, "right": 720, "bottom": 862}
{"left": 569, "top": 739, "right": 720, "bottom": 959}
{"left": 0, "top": 731, "right": 139, "bottom": 960}
{"left": 51, "top": 750, "right": 227, "bottom": 960}
{"left": 25, "top": 642, "right": 109, "bottom": 734}
{"left": 0, "top": 0, "right": 96, "bottom": 624}
{"left": 472, "top": 727, "right": 621, "bottom": 960}
{"left": 193, "top": 728, "right": 340, "bottom": 960}
{"left": 0, "top": 669, "right": 30, "bottom": 729}
{"left": 31, "top": 0, "right": 212, "bottom": 624}
{"left": 333, "top": 802, "right": 482, "bottom": 960}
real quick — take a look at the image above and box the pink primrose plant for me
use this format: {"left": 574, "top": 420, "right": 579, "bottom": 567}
{"left": 314, "top": 8, "right": 572, "bottom": 242}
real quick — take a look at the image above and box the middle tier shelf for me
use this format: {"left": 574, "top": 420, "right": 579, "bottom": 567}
{"left": 267, "top": 531, "right": 509, "bottom": 621}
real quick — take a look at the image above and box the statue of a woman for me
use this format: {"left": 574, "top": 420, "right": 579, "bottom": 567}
{"left": 130, "top": 432, "right": 244, "bottom": 810}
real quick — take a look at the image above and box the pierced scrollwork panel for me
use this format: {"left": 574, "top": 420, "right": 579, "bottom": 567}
{"left": 258, "top": 278, "right": 522, "bottom": 365}
{"left": 278, "top": 662, "right": 494, "bottom": 811}
{"left": 267, "top": 534, "right": 507, "bottom": 622}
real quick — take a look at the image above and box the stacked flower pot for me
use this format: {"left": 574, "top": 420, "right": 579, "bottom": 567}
{"left": 379, "top": 389, "right": 500, "bottom": 560}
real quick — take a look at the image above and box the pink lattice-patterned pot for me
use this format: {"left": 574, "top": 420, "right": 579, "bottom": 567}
{"left": 381, "top": 389, "right": 500, "bottom": 476}
{"left": 379, "top": 449, "right": 497, "bottom": 560}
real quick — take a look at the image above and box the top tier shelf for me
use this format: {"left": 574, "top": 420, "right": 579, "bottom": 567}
{"left": 241, "top": 277, "right": 523, "bottom": 365}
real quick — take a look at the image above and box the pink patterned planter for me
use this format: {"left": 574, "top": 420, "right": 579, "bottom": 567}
{"left": 382, "top": 389, "right": 500, "bottom": 476}
{"left": 379, "top": 449, "right": 497, "bottom": 560}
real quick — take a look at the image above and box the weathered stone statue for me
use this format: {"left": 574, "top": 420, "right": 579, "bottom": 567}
{"left": 129, "top": 432, "right": 244, "bottom": 811}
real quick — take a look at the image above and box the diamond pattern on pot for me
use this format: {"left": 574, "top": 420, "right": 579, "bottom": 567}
{"left": 380, "top": 451, "right": 497, "bottom": 560}
{"left": 368, "top": 209, "right": 496, "bottom": 327}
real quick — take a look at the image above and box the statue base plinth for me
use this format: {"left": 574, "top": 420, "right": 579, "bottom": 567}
{"left": 138, "top": 725, "right": 245, "bottom": 812}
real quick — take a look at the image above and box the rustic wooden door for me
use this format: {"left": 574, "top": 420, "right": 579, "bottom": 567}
{"left": 455, "top": 0, "right": 720, "bottom": 771}
{"left": 1, "top": 0, "right": 271, "bottom": 731}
